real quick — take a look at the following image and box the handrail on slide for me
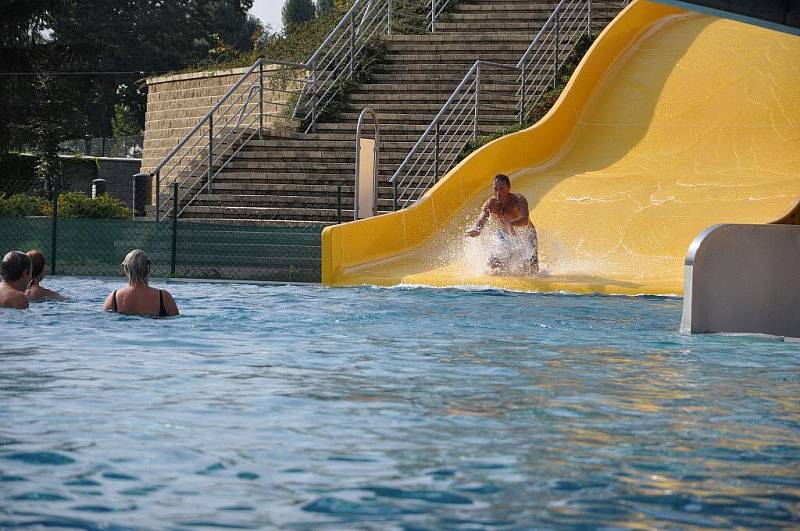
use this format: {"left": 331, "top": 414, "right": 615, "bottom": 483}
{"left": 150, "top": 0, "right": 455, "bottom": 222}
{"left": 390, "top": 0, "right": 631, "bottom": 210}
{"left": 355, "top": 108, "right": 381, "bottom": 220}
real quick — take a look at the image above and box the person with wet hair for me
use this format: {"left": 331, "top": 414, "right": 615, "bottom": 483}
{"left": 102, "top": 249, "right": 179, "bottom": 317}
{"left": 466, "top": 174, "right": 539, "bottom": 275}
{"left": 25, "top": 250, "right": 66, "bottom": 302}
{"left": 0, "top": 251, "right": 33, "bottom": 309}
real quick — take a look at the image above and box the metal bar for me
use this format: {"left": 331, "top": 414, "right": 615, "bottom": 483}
{"left": 258, "top": 62, "right": 264, "bottom": 137}
{"left": 554, "top": 6, "right": 560, "bottom": 88}
{"left": 393, "top": 181, "right": 397, "bottom": 211}
{"left": 308, "top": 0, "right": 362, "bottom": 65}
{"left": 207, "top": 113, "right": 214, "bottom": 192}
{"left": 434, "top": 119, "right": 440, "bottom": 181}
{"left": 337, "top": 185, "right": 342, "bottom": 223}
{"left": 311, "top": 60, "right": 318, "bottom": 132}
{"left": 588, "top": 0, "right": 592, "bottom": 34}
{"left": 350, "top": 10, "right": 356, "bottom": 78}
{"left": 50, "top": 174, "right": 58, "bottom": 275}
{"left": 153, "top": 59, "right": 262, "bottom": 175}
{"left": 155, "top": 170, "right": 161, "bottom": 222}
{"left": 171, "top": 181, "right": 178, "bottom": 276}
{"left": 387, "top": 0, "right": 392, "bottom": 35}
{"left": 516, "top": 0, "right": 569, "bottom": 69}
{"left": 474, "top": 62, "right": 480, "bottom": 141}
{"left": 431, "top": 0, "right": 436, "bottom": 32}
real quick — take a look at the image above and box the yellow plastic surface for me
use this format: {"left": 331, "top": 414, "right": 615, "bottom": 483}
{"left": 322, "top": 0, "right": 800, "bottom": 295}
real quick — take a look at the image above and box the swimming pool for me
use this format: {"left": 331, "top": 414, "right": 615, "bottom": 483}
{"left": 2, "top": 278, "right": 798, "bottom": 529}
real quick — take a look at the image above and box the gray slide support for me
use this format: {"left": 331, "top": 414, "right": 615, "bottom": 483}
{"left": 681, "top": 223, "right": 800, "bottom": 338}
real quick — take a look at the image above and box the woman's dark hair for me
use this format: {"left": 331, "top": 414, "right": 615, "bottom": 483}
{"left": 27, "top": 250, "right": 46, "bottom": 279}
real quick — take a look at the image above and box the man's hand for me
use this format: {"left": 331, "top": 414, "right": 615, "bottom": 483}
{"left": 465, "top": 227, "right": 481, "bottom": 237}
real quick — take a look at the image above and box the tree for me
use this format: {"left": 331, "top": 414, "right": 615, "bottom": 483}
{"left": 282, "top": 0, "right": 315, "bottom": 29}
{"left": 316, "top": 0, "right": 335, "bottom": 17}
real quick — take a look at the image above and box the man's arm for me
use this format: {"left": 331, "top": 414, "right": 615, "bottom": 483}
{"left": 466, "top": 199, "right": 494, "bottom": 237}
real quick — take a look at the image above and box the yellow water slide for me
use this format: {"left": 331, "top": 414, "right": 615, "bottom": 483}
{"left": 322, "top": 0, "right": 800, "bottom": 295}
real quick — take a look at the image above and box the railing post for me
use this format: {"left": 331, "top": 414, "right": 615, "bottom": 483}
{"left": 554, "top": 7, "right": 560, "bottom": 88}
{"left": 519, "top": 64, "right": 526, "bottom": 125}
{"left": 155, "top": 169, "right": 161, "bottom": 222}
{"left": 587, "top": 0, "right": 592, "bottom": 35}
{"left": 434, "top": 118, "right": 440, "bottom": 181}
{"left": 259, "top": 62, "right": 264, "bottom": 137}
{"left": 50, "top": 174, "right": 59, "bottom": 276}
{"left": 171, "top": 181, "right": 178, "bottom": 276}
{"left": 474, "top": 62, "right": 480, "bottom": 142}
{"left": 337, "top": 185, "right": 342, "bottom": 223}
{"left": 430, "top": 0, "right": 436, "bottom": 32}
{"left": 350, "top": 10, "right": 356, "bottom": 78}
{"left": 207, "top": 113, "right": 214, "bottom": 192}
{"left": 393, "top": 180, "right": 398, "bottom": 211}
{"left": 311, "top": 60, "right": 318, "bottom": 133}
{"left": 387, "top": 0, "right": 392, "bottom": 35}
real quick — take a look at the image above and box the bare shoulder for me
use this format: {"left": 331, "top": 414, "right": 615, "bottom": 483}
{"left": 161, "top": 289, "right": 180, "bottom": 316}
{"left": 483, "top": 197, "right": 498, "bottom": 211}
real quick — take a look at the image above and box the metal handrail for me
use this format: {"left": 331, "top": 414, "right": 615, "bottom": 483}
{"left": 150, "top": 0, "right": 458, "bottom": 221}
{"left": 354, "top": 108, "right": 381, "bottom": 219}
{"left": 390, "top": 0, "right": 630, "bottom": 210}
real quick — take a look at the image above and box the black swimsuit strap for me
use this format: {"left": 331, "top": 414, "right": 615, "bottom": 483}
{"left": 110, "top": 290, "right": 118, "bottom": 312}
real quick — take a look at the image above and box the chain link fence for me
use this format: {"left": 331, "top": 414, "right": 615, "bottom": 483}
{"left": 0, "top": 176, "right": 324, "bottom": 282}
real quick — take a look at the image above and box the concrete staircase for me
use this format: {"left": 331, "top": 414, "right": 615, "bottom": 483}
{"left": 180, "top": 1, "right": 623, "bottom": 225}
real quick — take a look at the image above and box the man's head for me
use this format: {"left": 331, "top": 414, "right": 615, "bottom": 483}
{"left": 493, "top": 174, "right": 511, "bottom": 202}
{"left": 27, "top": 250, "right": 46, "bottom": 282}
{"left": 1, "top": 251, "right": 32, "bottom": 288}
{"left": 122, "top": 249, "right": 151, "bottom": 285}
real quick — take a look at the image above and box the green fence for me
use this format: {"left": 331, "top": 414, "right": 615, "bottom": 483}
{"left": 0, "top": 217, "right": 323, "bottom": 282}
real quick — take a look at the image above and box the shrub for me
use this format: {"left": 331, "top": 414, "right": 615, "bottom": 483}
{"left": 283, "top": 0, "right": 315, "bottom": 29}
{"left": 57, "top": 192, "right": 131, "bottom": 219}
{"left": 0, "top": 194, "right": 49, "bottom": 218}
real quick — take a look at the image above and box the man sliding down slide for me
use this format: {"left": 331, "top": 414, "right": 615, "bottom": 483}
{"left": 466, "top": 174, "right": 539, "bottom": 275}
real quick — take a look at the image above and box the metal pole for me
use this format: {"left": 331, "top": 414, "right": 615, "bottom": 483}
{"left": 337, "top": 185, "right": 342, "bottom": 223}
{"left": 393, "top": 181, "right": 397, "bottom": 211}
{"left": 311, "top": 60, "right": 318, "bottom": 133}
{"left": 588, "top": 0, "right": 592, "bottom": 35}
{"left": 554, "top": 7, "right": 560, "bottom": 88}
{"left": 258, "top": 62, "right": 264, "bottom": 137}
{"left": 434, "top": 119, "right": 440, "bottom": 181}
{"left": 520, "top": 64, "right": 526, "bottom": 125}
{"left": 171, "top": 181, "right": 178, "bottom": 276}
{"left": 474, "top": 62, "right": 480, "bottom": 142}
{"left": 387, "top": 0, "right": 392, "bottom": 35}
{"left": 430, "top": 0, "right": 436, "bottom": 32}
{"left": 50, "top": 174, "right": 58, "bottom": 276}
{"left": 155, "top": 169, "right": 161, "bottom": 222}
{"left": 350, "top": 11, "right": 356, "bottom": 78}
{"left": 207, "top": 113, "right": 214, "bottom": 192}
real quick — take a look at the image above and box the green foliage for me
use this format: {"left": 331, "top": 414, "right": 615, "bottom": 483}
{"left": 283, "top": 0, "right": 316, "bottom": 28}
{"left": 0, "top": 194, "right": 50, "bottom": 218}
{"left": 316, "top": 0, "right": 335, "bottom": 16}
{"left": 111, "top": 104, "right": 142, "bottom": 138}
{"left": 57, "top": 192, "right": 131, "bottom": 220}
{"left": 0, "top": 152, "right": 38, "bottom": 195}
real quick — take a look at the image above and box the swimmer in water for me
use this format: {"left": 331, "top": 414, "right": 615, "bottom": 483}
{"left": 25, "top": 250, "right": 66, "bottom": 302}
{"left": 465, "top": 174, "right": 539, "bottom": 275}
{"left": 0, "top": 251, "right": 32, "bottom": 309}
{"left": 103, "top": 249, "right": 179, "bottom": 317}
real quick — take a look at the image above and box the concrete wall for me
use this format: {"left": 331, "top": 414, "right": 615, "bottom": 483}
{"left": 142, "top": 64, "right": 304, "bottom": 177}
{"left": 60, "top": 155, "right": 140, "bottom": 207}
{"left": 681, "top": 224, "right": 800, "bottom": 339}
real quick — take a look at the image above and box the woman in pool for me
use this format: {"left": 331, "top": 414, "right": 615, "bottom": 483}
{"left": 103, "top": 249, "right": 179, "bottom": 317}
{"left": 25, "top": 250, "right": 66, "bottom": 302}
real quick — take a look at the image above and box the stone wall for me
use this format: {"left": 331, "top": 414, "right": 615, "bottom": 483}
{"left": 142, "top": 64, "right": 304, "bottom": 180}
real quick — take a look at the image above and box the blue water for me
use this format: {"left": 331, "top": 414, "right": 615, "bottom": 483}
{"left": 1, "top": 277, "right": 799, "bottom": 530}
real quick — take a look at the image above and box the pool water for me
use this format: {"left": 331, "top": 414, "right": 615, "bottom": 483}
{"left": 1, "top": 278, "right": 799, "bottom": 529}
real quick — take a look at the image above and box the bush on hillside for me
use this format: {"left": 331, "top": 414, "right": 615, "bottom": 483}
{"left": 57, "top": 192, "right": 131, "bottom": 219}
{"left": 283, "top": 0, "right": 316, "bottom": 28}
{"left": 0, "top": 194, "right": 49, "bottom": 218}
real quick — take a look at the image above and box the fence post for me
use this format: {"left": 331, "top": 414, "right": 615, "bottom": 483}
{"left": 434, "top": 118, "right": 440, "bottom": 181}
{"left": 554, "top": 7, "right": 560, "bottom": 88}
{"left": 387, "top": 0, "right": 392, "bottom": 35}
{"left": 430, "top": 0, "right": 436, "bottom": 32}
{"left": 587, "top": 0, "right": 592, "bottom": 35}
{"left": 171, "top": 181, "right": 178, "bottom": 276}
{"left": 50, "top": 174, "right": 59, "bottom": 276}
{"left": 337, "top": 185, "right": 342, "bottom": 223}
{"left": 259, "top": 62, "right": 264, "bottom": 137}
{"left": 520, "top": 64, "right": 526, "bottom": 125}
{"left": 350, "top": 10, "right": 356, "bottom": 78}
{"left": 474, "top": 62, "right": 480, "bottom": 142}
{"left": 207, "top": 113, "right": 214, "bottom": 192}
{"left": 393, "top": 180, "right": 397, "bottom": 211}
{"left": 311, "top": 60, "right": 318, "bottom": 133}
{"left": 155, "top": 169, "right": 161, "bottom": 222}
